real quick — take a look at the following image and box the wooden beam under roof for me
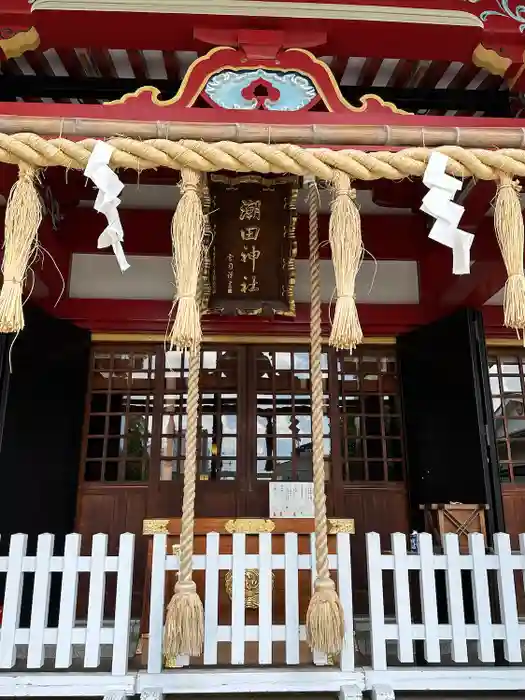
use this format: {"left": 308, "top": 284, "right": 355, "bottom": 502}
{"left": 0, "top": 74, "right": 512, "bottom": 115}
{"left": 44, "top": 298, "right": 429, "bottom": 336}
{"left": 45, "top": 208, "right": 427, "bottom": 261}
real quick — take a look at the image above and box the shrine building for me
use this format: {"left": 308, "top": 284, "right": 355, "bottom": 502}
{"left": 0, "top": 1, "right": 525, "bottom": 695}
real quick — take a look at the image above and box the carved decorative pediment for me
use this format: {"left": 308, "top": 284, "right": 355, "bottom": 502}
{"left": 106, "top": 46, "right": 411, "bottom": 115}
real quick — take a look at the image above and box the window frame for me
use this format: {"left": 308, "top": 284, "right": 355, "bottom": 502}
{"left": 80, "top": 342, "right": 406, "bottom": 488}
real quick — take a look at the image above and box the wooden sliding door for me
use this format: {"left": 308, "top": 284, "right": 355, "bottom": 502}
{"left": 77, "top": 340, "right": 411, "bottom": 613}
{"left": 244, "top": 345, "right": 337, "bottom": 516}
{"left": 148, "top": 345, "right": 249, "bottom": 518}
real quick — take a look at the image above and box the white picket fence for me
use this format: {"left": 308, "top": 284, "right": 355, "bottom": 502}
{"left": 146, "top": 531, "right": 354, "bottom": 672}
{"left": 1, "top": 529, "right": 525, "bottom": 697}
{"left": 367, "top": 531, "right": 525, "bottom": 668}
{"left": 0, "top": 532, "right": 134, "bottom": 673}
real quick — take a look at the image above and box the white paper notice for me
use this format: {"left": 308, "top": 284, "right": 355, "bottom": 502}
{"left": 269, "top": 482, "right": 314, "bottom": 518}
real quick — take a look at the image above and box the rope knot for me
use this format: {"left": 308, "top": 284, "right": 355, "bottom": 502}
{"left": 499, "top": 179, "right": 522, "bottom": 195}
{"left": 174, "top": 580, "right": 198, "bottom": 595}
{"left": 4, "top": 278, "right": 22, "bottom": 285}
{"left": 334, "top": 187, "right": 356, "bottom": 200}
{"left": 314, "top": 577, "right": 336, "bottom": 593}
{"left": 182, "top": 183, "right": 199, "bottom": 194}
{"left": 18, "top": 164, "right": 38, "bottom": 181}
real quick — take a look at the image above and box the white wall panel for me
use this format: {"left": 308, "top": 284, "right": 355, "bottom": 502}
{"left": 69, "top": 254, "right": 419, "bottom": 303}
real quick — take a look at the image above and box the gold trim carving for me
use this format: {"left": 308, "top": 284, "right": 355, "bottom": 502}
{"left": 209, "top": 175, "right": 295, "bottom": 187}
{"left": 0, "top": 27, "right": 40, "bottom": 60}
{"left": 92, "top": 333, "right": 396, "bottom": 345}
{"left": 486, "top": 338, "right": 525, "bottom": 347}
{"left": 274, "top": 181, "right": 298, "bottom": 318}
{"left": 328, "top": 518, "right": 355, "bottom": 534}
{"left": 164, "top": 655, "right": 184, "bottom": 668}
{"left": 472, "top": 43, "right": 511, "bottom": 77}
{"left": 142, "top": 519, "right": 170, "bottom": 535}
{"left": 224, "top": 518, "right": 275, "bottom": 534}
{"left": 172, "top": 543, "right": 181, "bottom": 555}
{"left": 224, "top": 569, "right": 275, "bottom": 609}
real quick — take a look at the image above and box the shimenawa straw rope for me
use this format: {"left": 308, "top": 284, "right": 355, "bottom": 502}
{"left": 1, "top": 135, "right": 525, "bottom": 180}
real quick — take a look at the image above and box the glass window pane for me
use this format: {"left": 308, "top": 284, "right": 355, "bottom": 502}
{"left": 221, "top": 413, "right": 237, "bottom": 434}
{"left": 160, "top": 348, "right": 241, "bottom": 481}
{"left": 84, "top": 461, "right": 102, "bottom": 481}
{"left": 337, "top": 349, "right": 403, "bottom": 483}
{"left": 275, "top": 352, "right": 291, "bottom": 370}
{"left": 104, "top": 461, "right": 119, "bottom": 482}
{"left": 489, "top": 351, "right": 525, "bottom": 484}
{"left": 500, "top": 357, "right": 520, "bottom": 374}
{"left": 87, "top": 438, "right": 104, "bottom": 459}
{"left": 84, "top": 348, "right": 156, "bottom": 483}
{"left": 254, "top": 347, "right": 330, "bottom": 481}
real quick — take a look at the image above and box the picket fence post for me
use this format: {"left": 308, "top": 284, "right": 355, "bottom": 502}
{"left": 367, "top": 532, "right": 387, "bottom": 670}
{"left": 55, "top": 533, "right": 82, "bottom": 669}
{"left": 147, "top": 533, "right": 167, "bottom": 674}
{"left": 112, "top": 533, "right": 135, "bottom": 674}
{"left": 0, "top": 533, "right": 27, "bottom": 669}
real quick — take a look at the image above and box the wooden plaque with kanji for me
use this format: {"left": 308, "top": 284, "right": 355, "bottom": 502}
{"left": 202, "top": 174, "right": 298, "bottom": 316}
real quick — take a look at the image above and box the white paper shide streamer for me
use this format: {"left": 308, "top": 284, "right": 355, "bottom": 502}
{"left": 84, "top": 141, "right": 130, "bottom": 272}
{"left": 420, "top": 152, "right": 473, "bottom": 275}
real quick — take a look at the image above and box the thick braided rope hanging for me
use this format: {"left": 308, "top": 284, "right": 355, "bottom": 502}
{"left": 305, "top": 176, "right": 345, "bottom": 655}
{"left": 2, "top": 135, "right": 525, "bottom": 179}
{"left": 163, "top": 346, "right": 204, "bottom": 659}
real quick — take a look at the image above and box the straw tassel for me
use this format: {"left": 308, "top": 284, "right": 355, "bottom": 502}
{"left": 306, "top": 578, "right": 345, "bottom": 654}
{"left": 163, "top": 580, "right": 204, "bottom": 660}
{"left": 0, "top": 165, "right": 42, "bottom": 333}
{"left": 328, "top": 170, "right": 364, "bottom": 352}
{"left": 305, "top": 175, "right": 345, "bottom": 655}
{"left": 163, "top": 347, "right": 204, "bottom": 661}
{"left": 169, "top": 168, "right": 205, "bottom": 351}
{"left": 494, "top": 173, "right": 525, "bottom": 337}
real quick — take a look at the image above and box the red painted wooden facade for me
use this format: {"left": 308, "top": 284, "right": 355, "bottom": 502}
{"left": 0, "top": 1, "right": 524, "bottom": 616}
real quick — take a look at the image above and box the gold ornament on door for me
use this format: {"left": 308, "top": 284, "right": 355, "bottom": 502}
{"left": 224, "top": 569, "right": 275, "bottom": 609}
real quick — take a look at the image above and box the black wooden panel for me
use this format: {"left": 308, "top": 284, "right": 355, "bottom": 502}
{"left": 0, "top": 304, "right": 90, "bottom": 542}
{"left": 397, "top": 308, "right": 504, "bottom": 534}
{"left": 0, "top": 335, "right": 11, "bottom": 453}
{"left": 0, "top": 305, "right": 90, "bottom": 624}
